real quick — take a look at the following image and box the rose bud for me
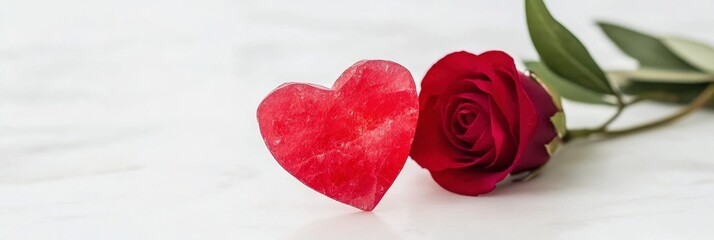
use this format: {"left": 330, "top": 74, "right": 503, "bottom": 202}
{"left": 410, "top": 51, "right": 565, "bottom": 196}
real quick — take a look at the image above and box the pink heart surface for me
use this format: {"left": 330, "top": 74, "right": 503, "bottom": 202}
{"left": 257, "top": 60, "right": 418, "bottom": 211}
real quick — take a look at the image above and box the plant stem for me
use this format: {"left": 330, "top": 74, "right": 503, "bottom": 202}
{"left": 599, "top": 83, "right": 714, "bottom": 138}
{"left": 595, "top": 95, "right": 626, "bottom": 131}
{"left": 563, "top": 83, "right": 714, "bottom": 142}
{"left": 625, "top": 95, "right": 648, "bottom": 105}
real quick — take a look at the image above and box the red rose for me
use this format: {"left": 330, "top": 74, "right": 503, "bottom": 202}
{"left": 410, "top": 51, "right": 561, "bottom": 196}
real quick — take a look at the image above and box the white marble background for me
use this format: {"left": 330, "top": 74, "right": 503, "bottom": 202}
{"left": 1, "top": 0, "right": 714, "bottom": 239}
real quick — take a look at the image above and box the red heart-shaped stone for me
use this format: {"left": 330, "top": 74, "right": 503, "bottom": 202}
{"left": 257, "top": 60, "right": 418, "bottom": 211}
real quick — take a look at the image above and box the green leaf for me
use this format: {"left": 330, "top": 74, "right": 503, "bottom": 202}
{"left": 608, "top": 68, "right": 714, "bottom": 83}
{"left": 526, "top": 0, "right": 615, "bottom": 95}
{"left": 597, "top": 22, "right": 697, "bottom": 71}
{"left": 662, "top": 37, "right": 714, "bottom": 73}
{"left": 550, "top": 111, "right": 567, "bottom": 139}
{"left": 525, "top": 61, "right": 615, "bottom": 105}
{"left": 545, "top": 131, "right": 561, "bottom": 156}
{"left": 621, "top": 81, "right": 707, "bottom": 97}
{"left": 619, "top": 80, "right": 714, "bottom": 108}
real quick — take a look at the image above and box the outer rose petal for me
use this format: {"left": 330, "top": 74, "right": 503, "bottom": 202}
{"left": 420, "top": 51, "right": 492, "bottom": 99}
{"left": 410, "top": 98, "right": 459, "bottom": 171}
{"left": 479, "top": 51, "right": 519, "bottom": 73}
{"left": 429, "top": 167, "right": 508, "bottom": 195}
{"left": 512, "top": 73, "right": 558, "bottom": 173}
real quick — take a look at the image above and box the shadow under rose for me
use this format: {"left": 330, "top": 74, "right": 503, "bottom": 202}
{"left": 399, "top": 173, "right": 562, "bottom": 239}
{"left": 480, "top": 139, "right": 611, "bottom": 198}
{"left": 291, "top": 212, "right": 399, "bottom": 240}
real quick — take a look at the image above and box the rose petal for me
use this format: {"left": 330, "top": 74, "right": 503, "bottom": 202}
{"left": 507, "top": 72, "right": 539, "bottom": 174}
{"left": 471, "top": 128, "right": 494, "bottom": 156}
{"left": 459, "top": 113, "right": 488, "bottom": 143}
{"left": 479, "top": 51, "right": 518, "bottom": 71}
{"left": 410, "top": 97, "right": 455, "bottom": 169}
{"left": 512, "top": 73, "right": 558, "bottom": 173}
{"left": 471, "top": 145, "right": 496, "bottom": 167}
{"left": 428, "top": 166, "right": 509, "bottom": 196}
{"left": 420, "top": 52, "right": 493, "bottom": 100}
{"left": 474, "top": 80, "right": 492, "bottom": 94}
{"left": 488, "top": 68, "right": 521, "bottom": 137}
{"left": 485, "top": 98, "right": 517, "bottom": 171}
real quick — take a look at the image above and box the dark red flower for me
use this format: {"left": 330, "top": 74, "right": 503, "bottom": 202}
{"left": 410, "top": 51, "right": 561, "bottom": 196}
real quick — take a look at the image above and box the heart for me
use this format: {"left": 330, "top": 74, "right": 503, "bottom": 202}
{"left": 257, "top": 60, "right": 418, "bottom": 211}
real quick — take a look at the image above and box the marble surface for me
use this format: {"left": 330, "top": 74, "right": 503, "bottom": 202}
{"left": 2, "top": 0, "right": 714, "bottom": 239}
